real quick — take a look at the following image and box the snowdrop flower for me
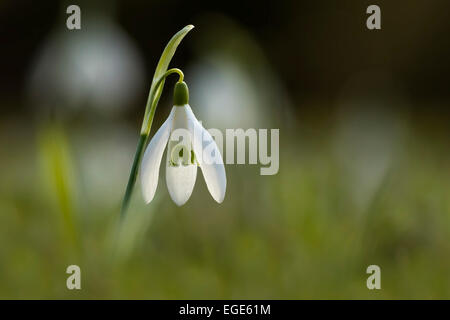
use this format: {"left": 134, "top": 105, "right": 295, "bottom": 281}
{"left": 121, "top": 25, "right": 226, "bottom": 216}
{"left": 139, "top": 81, "right": 226, "bottom": 206}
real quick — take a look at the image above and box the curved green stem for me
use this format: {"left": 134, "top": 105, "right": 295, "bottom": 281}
{"left": 141, "top": 68, "right": 184, "bottom": 135}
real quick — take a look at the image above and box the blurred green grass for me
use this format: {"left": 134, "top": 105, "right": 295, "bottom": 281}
{"left": 0, "top": 111, "right": 449, "bottom": 299}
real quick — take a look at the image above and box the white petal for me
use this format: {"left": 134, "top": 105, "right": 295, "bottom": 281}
{"left": 139, "top": 110, "right": 174, "bottom": 203}
{"left": 186, "top": 105, "right": 227, "bottom": 203}
{"left": 166, "top": 163, "right": 197, "bottom": 206}
{"left": 165, "top": 106, "right": 198, "bottom": 206}
{"left": 171, "top": 104, "right": 190, "bottom": 130}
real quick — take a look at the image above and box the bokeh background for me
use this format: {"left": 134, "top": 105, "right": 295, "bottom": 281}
{"left": 0, "top": 0, "right": 449, "bottom": 299}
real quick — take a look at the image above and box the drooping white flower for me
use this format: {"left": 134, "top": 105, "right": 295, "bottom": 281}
{"left": 139, "top": 81, "right": 226, "bottom": 206}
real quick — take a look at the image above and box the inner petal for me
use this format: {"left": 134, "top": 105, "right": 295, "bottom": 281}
{"left": 168, "top": 141, "right": 192, "bottom": 166}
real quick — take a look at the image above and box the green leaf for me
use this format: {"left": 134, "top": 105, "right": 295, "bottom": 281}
{"left": 141, "top": 24, "right": 194, "bottom": 134}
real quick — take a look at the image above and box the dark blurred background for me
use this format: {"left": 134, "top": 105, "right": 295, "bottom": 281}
{"left": 0, "top": 0, "right": 449, "bottom": 298}
{"left": 2, "top": 0, "right": 450, "bottom": 115}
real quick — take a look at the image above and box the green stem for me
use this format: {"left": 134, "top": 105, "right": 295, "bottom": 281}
{"left": 141, "top": 68, "right": 184, "bottom": 135}
{"left": 120, "top": 134, "right": 147, "bottom": 217}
